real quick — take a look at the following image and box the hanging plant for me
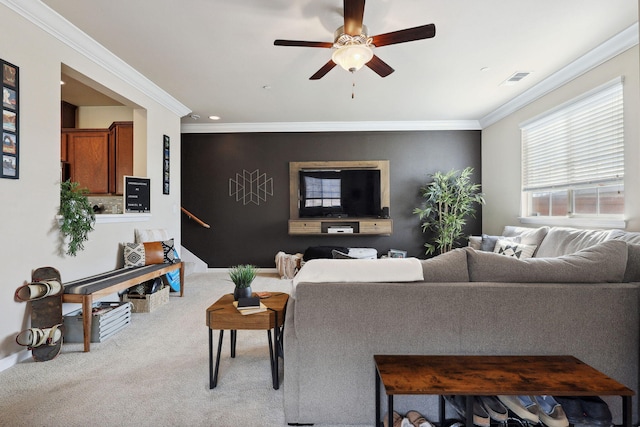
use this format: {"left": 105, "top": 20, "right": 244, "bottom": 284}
{"left": 413, "top": 167, "right": 485, "bottom": 255}
{"left": 59, "top": 180, "right": 95, "bottom": 256}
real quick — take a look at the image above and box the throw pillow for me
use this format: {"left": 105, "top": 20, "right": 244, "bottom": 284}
{"left": 161, "top": 239, "right": 177, "bottom": 263}
{"left": 480, "top": 234, "right": 520, "bottom": 252}
{"left": 466, "top": 240, "right": 628, "bottom": 283}
{"left": 502, "top": 226, "right": 549, "bottom": 256}
{"left": 123, "top": 242, "right": 145, "bottom": 268}
{"left": 493, "top": 239, "right": 536, "bottom": 259}
{"left": 420, "top": 248, "right": 469, "bottom": 282}
{"left": 144, "top": 241, "right": 164, "bottom": 264}
{"left": 123, "top": 241, "right": 166, "bottom": 268}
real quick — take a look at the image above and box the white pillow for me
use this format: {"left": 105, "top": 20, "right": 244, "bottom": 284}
{"left": 494, "top": 239, "right": 537, "bottom": 259}
{"left": 135, "top": 228, "right": 169, "bottom": 243}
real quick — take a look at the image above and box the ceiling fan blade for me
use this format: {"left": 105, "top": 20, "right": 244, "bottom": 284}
{"left": 274, "top": 40, "right": 333, "bottom": 48}
{"left": 366, "top": 55, "right": 394, "bottom": 78}
{"left": 310, "top": 60, "right": 337, "bottom": 80}
{"left": 344, "top": 0, "right": 365, "bottom": 36}
{"left": 371, "top": 23, "right": 436, "bottom": 47}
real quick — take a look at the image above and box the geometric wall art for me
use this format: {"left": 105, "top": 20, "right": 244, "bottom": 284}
{"left": 229, "top": 169, "right": 273, "bottom": 206}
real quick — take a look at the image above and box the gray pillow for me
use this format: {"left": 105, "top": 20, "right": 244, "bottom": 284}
{"left": 420, "top": 248, "right": 469, "bottom": 282}
{"left": 466, "top": 240, "right": 628, "bottom": 283}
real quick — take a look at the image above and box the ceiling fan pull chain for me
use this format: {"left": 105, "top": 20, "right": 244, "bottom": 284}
{"left": 352, "top": 80, "right": 355, "bottom": 99}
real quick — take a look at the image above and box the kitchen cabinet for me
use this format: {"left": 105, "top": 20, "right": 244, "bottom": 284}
{"left": 109, "top": 121, "right": 133, "bottom": 194}
{"left": 61, "top": 121, "right": 133, "bottom": 194}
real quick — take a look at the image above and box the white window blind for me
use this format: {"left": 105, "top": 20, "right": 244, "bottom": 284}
{"left": 521, "top": 78, "right": 624, "bottom": 192}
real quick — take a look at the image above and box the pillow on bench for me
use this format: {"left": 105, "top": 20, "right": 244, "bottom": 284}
{"left": 466, "top": 240, "right": 628, "bottom": 283}
{"left": 124, "top": 239, "right": 176, "bottom": 268}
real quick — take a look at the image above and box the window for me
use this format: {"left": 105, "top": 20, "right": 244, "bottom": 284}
{"left": 521, "top": 78, "right": 624, "bottom": 221}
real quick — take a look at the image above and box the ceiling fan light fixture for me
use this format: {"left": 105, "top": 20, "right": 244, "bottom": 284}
{"left": 332, "top": 44, "right": 373, "bottom": 73}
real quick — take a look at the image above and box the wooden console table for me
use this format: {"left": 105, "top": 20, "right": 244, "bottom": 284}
{"left": 374, "top": 355, "right": 634, "bottom": 427}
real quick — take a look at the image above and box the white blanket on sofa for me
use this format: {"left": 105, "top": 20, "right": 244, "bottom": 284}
{"left": 292, "top": 257, "right": 424, "bottom": 296}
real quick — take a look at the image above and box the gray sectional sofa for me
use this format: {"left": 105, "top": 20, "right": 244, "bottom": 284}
{"left": 283, "top": 226, "right": 640, "bottom": 426}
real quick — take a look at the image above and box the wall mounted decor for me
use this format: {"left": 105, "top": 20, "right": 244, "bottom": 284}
{"left": 163, "top": 135, "right": 170, "bottom": 194}
{"left": 2, "top": 59, "right": 19, "bottom": 179}
{"left": 124, "top": 176, "right": 151, "bottom": 212}
{"left": 229, "top": 169, "right": 273, "bottom": 206}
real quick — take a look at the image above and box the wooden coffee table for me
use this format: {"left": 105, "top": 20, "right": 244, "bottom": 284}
{"left": 374, "top": 355, "right": 634, "bottom": 427}
{"left": 206, "top": 292, "right": 288, "bottom": 389}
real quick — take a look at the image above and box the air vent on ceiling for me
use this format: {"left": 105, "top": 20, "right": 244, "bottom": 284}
{"left": 501, "top": 71, "right": 532, "bottom": 86}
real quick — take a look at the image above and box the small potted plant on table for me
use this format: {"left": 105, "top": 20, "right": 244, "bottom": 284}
{"left": 228, "top": 264, "right": 257, "bottom": 300}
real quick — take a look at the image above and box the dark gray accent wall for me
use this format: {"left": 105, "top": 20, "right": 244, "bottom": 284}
{"left": 181, "top": 130, "right": 481, "bottom": 267}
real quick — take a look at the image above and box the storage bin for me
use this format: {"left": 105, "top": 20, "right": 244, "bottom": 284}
{"left": 122, "top": 285, "right": 169, "bottom": 313}
{"left": 64, "top": 301, "right": 132, "bottom": 343}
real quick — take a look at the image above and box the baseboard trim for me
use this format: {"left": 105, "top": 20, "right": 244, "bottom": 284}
{"left": 0, "top": 348, "right": 31, "bottom": 372}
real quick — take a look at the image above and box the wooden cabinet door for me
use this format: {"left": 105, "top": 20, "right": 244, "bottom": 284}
{"left": 109, "top": 122, "right": 133, "bottom": 194}
{"left": 65, "top": 130, "right": 110, "bottom": 194}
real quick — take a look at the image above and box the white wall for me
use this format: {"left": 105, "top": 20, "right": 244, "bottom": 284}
{"left": 77, "top": 106, "right": 133, "bottom": 128}
{"left": 0, "top": 4, "right": 184, "bottom": 366}
{"left": 482, "top": 45, "right": 640, "bottom": 234}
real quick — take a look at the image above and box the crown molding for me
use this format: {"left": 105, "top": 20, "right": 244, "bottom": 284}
{"left": 180, "top": 120, "right": 481, "bottom": 134}
{"left": 480, "top": 22, "right": 639, "bottom": 128}
{"left": 0, "top": 0, "right": 191, "bottom": 117}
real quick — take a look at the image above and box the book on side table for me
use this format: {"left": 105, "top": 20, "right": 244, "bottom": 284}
{"left": 233, "top": 297, "right": 267, "bottom": 315}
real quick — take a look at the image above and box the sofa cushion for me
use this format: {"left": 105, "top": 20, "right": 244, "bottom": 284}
{"left": 535, "top": 227, "right": 615, "bottom": 258}
{"left": 467, "top": 240, "right": 628, "bottom": 283}
{"left": 420, "top": 248, "right": 469, "bottom": 282}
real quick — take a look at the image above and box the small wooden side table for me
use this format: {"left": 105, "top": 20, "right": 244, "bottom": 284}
{"left": 206, "top": 293, "right": 288, "bottom": 390}
{"left": 374, "top": 355, "right": 634, "bottom": 427}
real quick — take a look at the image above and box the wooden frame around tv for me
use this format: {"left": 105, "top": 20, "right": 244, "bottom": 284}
{"left": 288, "top": 160, "right": 392, "bottom": 235}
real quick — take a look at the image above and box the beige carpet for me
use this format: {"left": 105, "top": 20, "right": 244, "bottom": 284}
{"left": 0, "top": 272, "right": 358, "bottom": 427}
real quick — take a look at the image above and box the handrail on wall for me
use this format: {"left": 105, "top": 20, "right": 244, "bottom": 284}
{"left": 181, "top": 207, "right": 211, "bottom": 229}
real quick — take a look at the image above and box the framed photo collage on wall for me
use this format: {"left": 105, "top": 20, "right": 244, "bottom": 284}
{"left": 2, "top": 59, "right": 19, "bottom": 179}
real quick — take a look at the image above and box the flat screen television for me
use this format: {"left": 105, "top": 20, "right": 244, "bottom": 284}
{"left": 299, "top": 169, "right": 381, "bottom": 218}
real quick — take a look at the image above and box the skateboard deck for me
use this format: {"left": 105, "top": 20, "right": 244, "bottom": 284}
{"left": 29, "top": 267, "right": 63, "bottom": 362}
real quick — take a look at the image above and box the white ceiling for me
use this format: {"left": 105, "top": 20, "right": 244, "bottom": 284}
{"left": 41, "top": 0, "right": 638, "bottom": 129}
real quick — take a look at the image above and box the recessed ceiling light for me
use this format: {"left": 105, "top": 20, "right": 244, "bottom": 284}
{"left": 60, "top": 80, "right": 66, "bottom": 85}
{"left": 262, "top": 85, "right": 272, "bottom": 90}
{"left": 209, "top": 115, "right": 220, "bottom": 121}
{"left": 189, "top": 114, "right": 200, "bottom": 120}
{"left": 480, "top": 67, "right": 490, "bottom": 72}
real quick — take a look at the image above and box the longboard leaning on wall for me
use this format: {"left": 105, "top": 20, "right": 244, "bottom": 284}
{"left": 14, "top": 267, "right": 63, "bottom": 362}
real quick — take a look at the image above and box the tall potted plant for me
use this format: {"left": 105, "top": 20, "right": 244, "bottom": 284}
{"left": 228, "top": 264, "right": 257, "bottom": 300}
{"left": 413, "top": 167, "right": 485, "bottom": 255}
{"left": 59, "top": 180, "right": 95, "bottom": 256}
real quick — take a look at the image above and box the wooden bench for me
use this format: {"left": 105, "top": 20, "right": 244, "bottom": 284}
{"left": 63, "top": 262, "right": 184, "bottom": 352}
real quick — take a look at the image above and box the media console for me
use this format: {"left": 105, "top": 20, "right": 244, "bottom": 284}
{"left": 288, "top": 218, "right": 393, "bottom": 235}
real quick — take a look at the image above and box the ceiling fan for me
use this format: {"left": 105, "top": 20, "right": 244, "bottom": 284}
{"left": 274, "top": 0, "right": 436, "bottom": 80}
